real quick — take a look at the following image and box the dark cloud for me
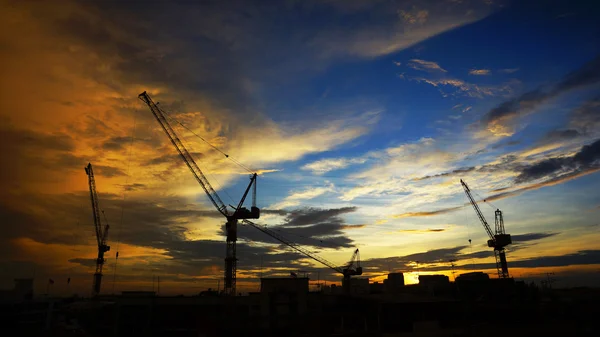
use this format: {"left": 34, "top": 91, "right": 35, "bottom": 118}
{"left": 93, "top": 165, "right": 127, "bottom": 178}
{"left": 482, "top": 55, "right": 600, "bottom": 132}
{"left": 119, "top": 183, "right": 147, "bottom": 192}
{"left": 102, "top": 136, "right": 133, "bottom": 151}
{"left": 260, "top": 209, "right": 290, "bottom": 216}
{"left": 515, "top": 138, "right": 600, "bottom": 183}
{"left": 145, "top": 152, "right": 204, "bottom": 166}
{"left": 413, "top": 166, "right": 476, "bottom": 181}
{"left": 570, "top": 96, "right": 600, "bottom": 132}
{"left": 487, "top": 168, "right": 600, "bottom": 202}
{"left": 512, "top": 232, "right": 559, "bottom": 242}
{"left": 457, "top": 250, "right": 600, "bottom": 271}
{"left": 393, "top": 205, "right": 463, "bottom": 218}
{"left": 234, "top": 207, "right": 357, "bottom": 249}
{"left": 515, "top": 157, "right": 571, "bottom": 183}
{"left": 366, "top": 246, "right": 600, "bottom": 276}
{"left": 398, "top": 228, "right": 448, "bottom": 233}
{"left": 3, "top": 128, "right": 76, "bottom": 153}
{"left": 553, "top": 55, "right": 600, "bottom": 93}
{"left": 0, "top": 190, "right": 353, "bottom": 286}
{"left": 365, "top": 246, "right": 468, "bottom": 272}
{"left": 491, "top": 139, "right": 521, "bottom": 149}
{"left": 542, "top": 129, "right": 582, "bottom": 142}
{"left": 284, "top": 207, "right": 357, "bottom": 227}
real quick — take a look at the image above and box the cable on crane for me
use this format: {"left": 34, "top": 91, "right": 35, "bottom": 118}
{"left": 472, "top": 189, "right": 498, "bottom": 210}
{"left": 171, "top": 121, "right": 237, "bottom": 205}
{"left": 112, "top": 107, "right": 138, "bottom": 294}
{"left": 161, "top": 109, "right": 254, "bottom": 174}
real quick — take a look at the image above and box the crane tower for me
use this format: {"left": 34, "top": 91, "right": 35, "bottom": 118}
{"left": 85, "top": 163, "right": 110, "bottom": 296}
{"left": 460, "top": 179, "right": 511, "bottom": 278}
{"left": 139, "top": 91, "right": 259, "bottom": 296}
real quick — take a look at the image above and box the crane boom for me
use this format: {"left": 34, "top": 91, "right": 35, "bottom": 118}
{"left": 85, "top": 163, "right": 110, "bottom": 296}
{"left": 460, "top": 179, "right": 494, "bottom": 240}
{"left": 138, "top": 91, "right": 229, "bottom": 217}
{"left": 242, "top": 220, "right": 343, "bottom": 274}
{"left": 139, "top": 91, "right": 260, "bottom": 296}
{"left": 460, "top": 179, "right": 511, "bottom": 278}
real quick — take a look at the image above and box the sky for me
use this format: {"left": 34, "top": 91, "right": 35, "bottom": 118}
{"left": 1, "top": 0, "right": 599, "bottom": 296}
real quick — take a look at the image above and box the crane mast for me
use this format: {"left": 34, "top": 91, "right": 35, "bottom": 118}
{"left": 85, "top": 163, "right": 110, "bottom": 296}
{"left": 139, "top": 91, "right": 259, "bottom": 296}
{"left": 242, "top": 220, "right": 362, "bottom": 293}
{"left": 460, "top": 179, "right": 511, "bottom": 278}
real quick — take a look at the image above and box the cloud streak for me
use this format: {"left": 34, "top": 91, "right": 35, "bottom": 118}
{"left": 482, "top": 54, "right": 600, "bottom": 136}
{"left": 469, "top": 69, "right": 491, "bottom": 75}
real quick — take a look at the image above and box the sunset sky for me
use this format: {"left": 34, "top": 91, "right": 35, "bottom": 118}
{"left": 1, "top": 0, "right": 599, "bottom": 296}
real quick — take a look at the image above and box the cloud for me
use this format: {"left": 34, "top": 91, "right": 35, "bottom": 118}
{"left": 93, "top": 165, "right": 127, "bottom": 178}
{"left": 499, "top": 68, "right": 519, "bottom": 74}
{"left": 407, "top": 59, "right": 447, "bottom": 73}
{"left": 487, "top": 168, "right": 600, "bottom": 202}
{"left": 310, "top": 0, "right": 494, "bottom": 59}
{"left": 410, "top": 77, "right": 513, "bottom": 98}
{"left": 469, "top": 69, "right": 491, "bottom": 75}
{"left": 236, "top": 207, "right": 358, "bottom": 249}
{"left": 482, "top": 55, "right": 600, "bottom": 136}
{"left": 542, "top": 129, "right": 582, "bottom": 142}
{"left": 301, "top": 157, "right": 367, "bottom": 175}
{"left": 269, "top": 184, "right": 335, "bottom": 209}
{"left": 512, "top": 232, "right": 559, "bottom": 242}
{"left": 515, "top": 138, "right": 600, "bottom": 183}
{"left": 398, "top": 228, "right": 449, "bottom": 233}
{"left": 462, "top": 250, "right": 600, "bottom": 270}
{"left": 392, "top": 206, "right": 463, "bottom": 218}
{"left": 569, "top": 95, "right": 600, "bottom": 134}
{"left": 365, "top": 246, "right": 467, "bottom": 272}
{"left": 413, "top": 166, "right": 477, "bottom": 181}
{"left": 366, "top": 246, "right": 600, "bottom": 275}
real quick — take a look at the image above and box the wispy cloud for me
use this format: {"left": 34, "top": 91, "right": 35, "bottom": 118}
{"left": 482, "top": 54, "right": 600, "bottom": 136}
{"left": 469, "top": 68, "right": 491, "bottom": 75}
{"left": 392, "top": 206, "right": 463, "bottom": 218}
{"left": 312, "top": 1, "right": 494, "bottom": 59}
{"left": 301, "top": 157, "right": 368, "bottom": 175}
{"left": 499, "top": 68, "right": 519, "bottom": 74}
{"left": 268, "top": 184, "right": 335, "bottom": 210}
{"left": 398, "top": 228, "right": 449, "bottom": 233}
{"left": 410, "top": 77, "right": 513, "bottom": 98}
{"left": 407, "top": 59, "right": 447, "bottom": 73}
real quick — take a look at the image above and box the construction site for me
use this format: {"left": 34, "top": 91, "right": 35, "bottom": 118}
{"left": 0, "top": 91, "right": 598, "bottom": 337}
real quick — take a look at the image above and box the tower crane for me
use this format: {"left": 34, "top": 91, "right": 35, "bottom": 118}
{"left": 242, "top": 220, "right": 362, "bottom": 293}
{"left": 85, "top": 163, "right": 110, "bottom": 296}
{"left": 460, "top": 179, "right": 511, "bottom": 278}
{"left": 138, "top": 91, "right": 259, "bottom": 296}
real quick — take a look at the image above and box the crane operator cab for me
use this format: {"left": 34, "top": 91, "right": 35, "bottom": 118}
{"left": 234, "top": 206, "right": 260, "bottom": 219}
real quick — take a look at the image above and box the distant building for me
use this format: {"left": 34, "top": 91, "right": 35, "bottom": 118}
{"left": 384, "top": 272, "right": 405, "bottom": 293}
{"left": 342, "top": 277, "right": 369, "bottom": 295}
{"left": 369, "top": 281, "right": 384, "bottom": 294}
{"left": 13, "top": 279, "right": 33, "bottom": 300}
{"left": 121, "top": 291, "right": 156, "bottom": 297}
{"left": 419, "top": 275, "right": 450, "bottom": 295}
{"left": 456, "top": 272, "right": 489, "bottom": 282}
{"left": 419, "top": 275, "right": 449, "bottom": 287}
{"left": 260, "top": 277, "right": 309, "bottom": 327}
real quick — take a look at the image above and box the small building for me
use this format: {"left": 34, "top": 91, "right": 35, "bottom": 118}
{"left": 419, "top": 275, "right": 449, "bottom": 287}
{"left": 260, "top": 277, "right": 309, "bottom": 329}
{"left": 369, "top": 281, "right": 384, "bottom": 294}
{"left": 342, "top": 277, "right": 369, "bottom": 295}
{"left": 384, "top": 272, "right": 405, "bottom": 293}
